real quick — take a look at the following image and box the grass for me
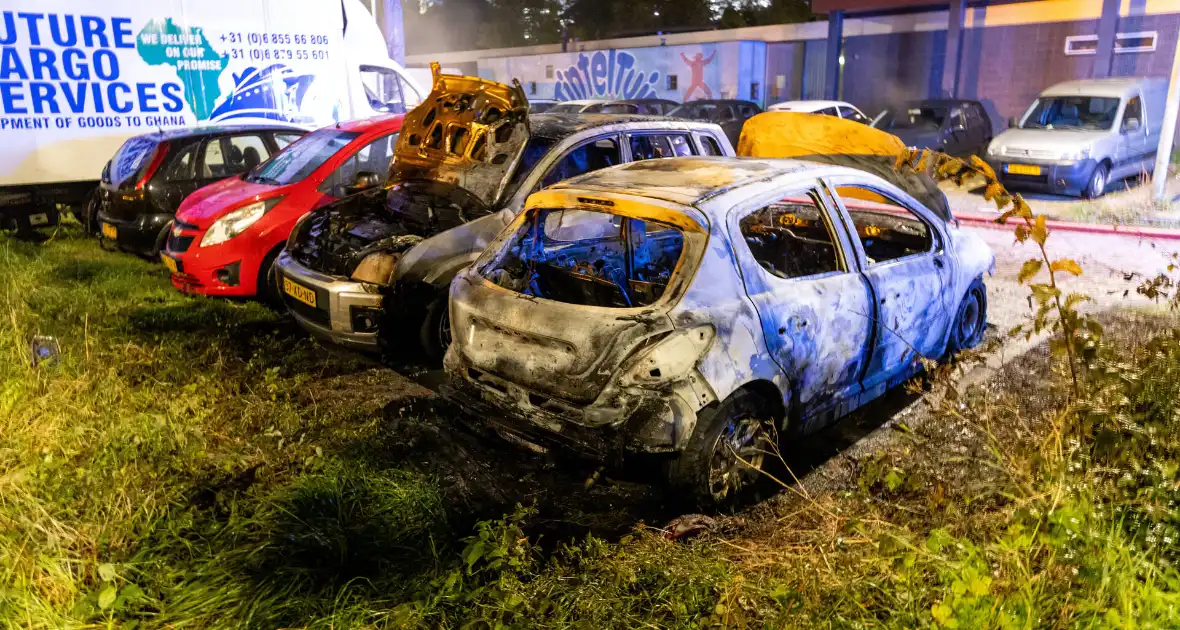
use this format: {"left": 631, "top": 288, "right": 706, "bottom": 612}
{"left": 4, "top": 224, "right": 1180, "bottom": 627}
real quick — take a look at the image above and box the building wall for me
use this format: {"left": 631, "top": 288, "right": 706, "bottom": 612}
{"left": 477, "top": 41, "right": 768, "bottom": 106}
{"left": 765, "top": 42, "right": 806, "bottom": 104}
{"left": 841, "top": 30, "right": 943, "bottom": 116}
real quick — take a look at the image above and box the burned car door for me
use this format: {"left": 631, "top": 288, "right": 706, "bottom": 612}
{"left": 825, "top": 176, "right": 952, "bottom": 395}
{"left": 727, "top": 185, "right": 872, "bottom": 423}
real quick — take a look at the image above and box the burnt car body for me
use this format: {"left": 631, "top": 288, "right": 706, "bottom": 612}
{"left": 443, "top": 157, "right": 994, "bottom": 505}
{"left": 872, "top": 99, "right": 993, "bottom": 158}
{"left": 668, "top": 99, "right": 763, "bottom": 148}
{"left": 278, "top": 67, "right": 734, "bottom": 358}
{"left": 95, "top": 125, "right": 306, "bottom": 256}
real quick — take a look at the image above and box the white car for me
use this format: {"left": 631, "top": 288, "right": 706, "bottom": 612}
{"left": 444, "top": 156, "right": 995, "bottom": 506}
{"left": 768, "top": 100, "right": 870, "bottom": 124}
{"left": 546, "top": 99, "right": 611, "bottom": 114}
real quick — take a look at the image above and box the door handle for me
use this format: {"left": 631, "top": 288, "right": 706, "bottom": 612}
{"left": 933, "top": 257, "right": 945, "bottom": 269}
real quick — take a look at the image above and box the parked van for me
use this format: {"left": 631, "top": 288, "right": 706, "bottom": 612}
{"left": 986, "top": 78, "right": 1167, "bottom": 198}
{"left": 0, "top": 0, "right": 423, "bottom": 230}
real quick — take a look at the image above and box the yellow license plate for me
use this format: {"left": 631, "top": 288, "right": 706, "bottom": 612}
{"left": 160, "top": 254, "right": 178, "bottom": 273}
{"left": 1007, "top": 164, "right": 1041, "bottom": 176}
{"left": 283, "top": 276, "right": 317, "bottom": 308}
{"left": 101, "top": 223, "right": 117, "bottom": 239}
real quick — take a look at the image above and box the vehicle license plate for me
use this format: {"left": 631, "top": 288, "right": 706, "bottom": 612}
{"left": 1006, "top": 164, "right": 1041, "bottom": 176}
{"left": 101, "top": 222, "right": 117, "bottom": 239}
{"left": 283, "top": 276, "right": 317, "bottom": 308}
{"left": 29, "top": 212, "right": 49, "bottom": 226}
{"left": 160, "top": 254, "right": 178, "bottom": 273}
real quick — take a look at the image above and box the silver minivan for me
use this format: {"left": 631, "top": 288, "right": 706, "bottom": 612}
{"left": 986, "top": 77, "right": 1167, "bottom": 198}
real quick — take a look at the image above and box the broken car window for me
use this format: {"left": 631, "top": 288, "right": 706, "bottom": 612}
{"left": 540, "top": 137, "right": 622, "bottom": 188}
{"left": 629, "top": 133, "right": 695, "bottom": 161}
{"left": 835, "top": 185, "right": 933, "bottom": 264}
{"left": 478, "top": 207, "right": 685, "bottom": 308}
{"left": 740, "top": 192, "right": 843, "bottom": 280}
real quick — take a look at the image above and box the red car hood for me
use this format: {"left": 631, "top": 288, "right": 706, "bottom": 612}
{"left": 177, "top": 177, "right": 291, "bottom": 228}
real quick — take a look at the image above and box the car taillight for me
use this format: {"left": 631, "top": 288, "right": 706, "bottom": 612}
{"left": 136, "top": 144, "right": 170, "bottom": 191}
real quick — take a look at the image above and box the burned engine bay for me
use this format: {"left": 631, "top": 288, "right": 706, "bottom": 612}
{"left": 478, "top": 207, "right": 686, "bottom": 308}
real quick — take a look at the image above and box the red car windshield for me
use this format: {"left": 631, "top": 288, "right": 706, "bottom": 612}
{"left": 244, "top": 128, "right": 360, "bottom": 186}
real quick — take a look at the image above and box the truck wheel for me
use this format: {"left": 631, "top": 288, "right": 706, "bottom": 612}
{"left": 418, "top": 293, "right": 451, "bottom": 365}
{"left": 947, "top": 278, "right": 987, "bottom": 355}
{"left": 1084, "top": 163, "right": 1108, "bottom": 199}
{"left": 668, "top": 389, "right": 775, "bottom": 509}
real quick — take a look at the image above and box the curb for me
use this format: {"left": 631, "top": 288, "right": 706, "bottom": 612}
{"left": 954, "top": 210, "right": 1180, "bottom": 240}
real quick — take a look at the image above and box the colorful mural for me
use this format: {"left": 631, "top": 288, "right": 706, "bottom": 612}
{"left": 553, "top": 50, "right": 661, "bottom": 100}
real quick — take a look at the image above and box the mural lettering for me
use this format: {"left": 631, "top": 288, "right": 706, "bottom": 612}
{"left": 554, "top": 50, "right": 660, "bottom": 101}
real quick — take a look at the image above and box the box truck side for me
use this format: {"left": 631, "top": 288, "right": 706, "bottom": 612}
{"left": 0, "top": 0, "right": 420, "bottom": 229}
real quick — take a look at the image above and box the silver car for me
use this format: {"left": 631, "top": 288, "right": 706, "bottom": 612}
{"left": 278, "top": 70, "right": 734, "bottom": 359}
{"left": 987, "top": 77, "right": 1167, "bottom": 198}
{"left": 443, "top": 156, "right": 995, "bottom": 506}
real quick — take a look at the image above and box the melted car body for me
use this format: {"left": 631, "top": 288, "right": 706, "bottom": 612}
{"left": 279, "top": 65, "right": 734, "bottom": 357}
{"left": 443, "top": 156, "right": 995, "bottom": 506}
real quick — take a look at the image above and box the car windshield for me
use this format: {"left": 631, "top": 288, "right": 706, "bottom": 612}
{"left": 244, "top": 128, "right": 360, "bottom": 185}
{"left": 1020, "top": 96, "right": 1120, "bottom": 130}
{"left": 500, "top": 136, "right": 559, "bottom": 201}
{"left": 877, "top": 106, "right": 947, "bottom": 131}
{"left": 548, "top": 103, "right": 586, "bottom": 113}
{"left": 477, "top": 207, "right": 686, "bottom": 308}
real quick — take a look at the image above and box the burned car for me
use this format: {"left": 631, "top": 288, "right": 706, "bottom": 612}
{"left": 443, "top": 156, "right": 995, "bottom": 505}
{"left": 278, "top": 65, "right": 734, "bottom": 358}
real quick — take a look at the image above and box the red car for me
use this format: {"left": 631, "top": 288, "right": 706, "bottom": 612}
{"left": 163, "top": 115, "right": 404, "bottom": 301}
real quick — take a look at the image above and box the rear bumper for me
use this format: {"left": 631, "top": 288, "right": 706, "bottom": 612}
{"left": 96, "top": 210, "right": 171, "bottom": 254}
{"left": 275, "top": 252, "right": 384, "bottom": 351}
{"left": 442, "top": 349, "right": 706, "bottom": 459}
{"left": 987, "top": 157, "right": 1097, "bottom": 196}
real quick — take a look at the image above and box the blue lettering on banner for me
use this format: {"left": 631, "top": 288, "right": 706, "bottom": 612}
{"left": 554, "top": 50, "right": 660, "bottom": 101}
{"left": 0, "top": 11, "right": 185, "bottom": 127}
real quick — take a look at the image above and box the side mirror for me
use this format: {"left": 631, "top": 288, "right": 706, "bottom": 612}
{"left": 344, "top": 171, "right": 381, "bottom": 196}
{"left": 1007, "top": 116, "right": 1018, "bottom": 129}
{"left": 1124, "top": 117, "right": 1142, "bottom": 133}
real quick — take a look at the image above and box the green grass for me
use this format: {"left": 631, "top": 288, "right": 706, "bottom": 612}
{"left": 4, "top": 225, "right": 1180, "bottom": 628}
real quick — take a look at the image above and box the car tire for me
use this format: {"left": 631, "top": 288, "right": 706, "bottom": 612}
{"left": 946, "top": 277, "right": 987, "bottom": 355}
{"left": 418, "top": 293, "right": 451, "bottom": 365}
{"left": 82, "top": 188, "right": 101, "bottom": 235}
{"left": 150, "top": 221, "right": 172, "bottom": 259}
{"left": 1084, "top": 163, "right": 1108, "bottom": 199}
{"left": 667, "top": 388, "right": 776, "bottom": 509}
{"left": 257, "top": 248, "right": 284, "bottom": 310}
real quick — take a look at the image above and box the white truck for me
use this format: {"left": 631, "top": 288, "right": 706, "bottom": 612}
{"left": 0, "top": 0, "right": 424, "bottom": 229}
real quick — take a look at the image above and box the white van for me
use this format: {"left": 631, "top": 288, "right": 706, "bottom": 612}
{"left": 986, "top": 77, "right": 1167, "bottom": 198}
{"left": 0, "top": 0, "right": 423, "bottom": 229}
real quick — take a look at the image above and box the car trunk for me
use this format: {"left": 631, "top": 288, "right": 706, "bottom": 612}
{"left": 100, "top": 137, "right": 165, "bottom": 222}
{"left": 450, "top": 191, "right": 707, "bottom": 405}
{"left": 287, "top": 62, "right": 530, "bottom": 278}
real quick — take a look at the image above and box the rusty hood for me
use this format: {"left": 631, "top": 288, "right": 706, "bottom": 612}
{"left": 737, "top": 111, "right": 951, "bottom": 221}
{"left": 389, "top": 63, "right": 530, "bottom": 208}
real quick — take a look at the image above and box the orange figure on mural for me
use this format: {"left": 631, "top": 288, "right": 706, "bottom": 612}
{"left": 680, "top": 51, "right": 716, "bottom": 100}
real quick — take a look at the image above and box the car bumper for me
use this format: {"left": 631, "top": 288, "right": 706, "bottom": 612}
{"left": 987, "top": 157, "right": 1097, "bottom": 196}
{"left": 164, "top": 228, "right": 259, "bottom": 298}
{"left": 443, "top": 349, "right": 707, "bottom": 460}
{"left": 274, "top": 251, "right": 384, "bottom": 351}
{"left": 96, "top": 211, "right": 171, "bottom": 254}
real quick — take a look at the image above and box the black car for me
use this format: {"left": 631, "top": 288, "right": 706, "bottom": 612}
{"left": 92, "top": 125, "right": 306, "bottom": 257}
{"left": 872, "top": 99, "right": 993, "bottom": 158}
{"left": 667, "top": 99, "right": 762, "bottom": 147}
{"left": 586, "top": 99, "right": 680, "bottom": 115}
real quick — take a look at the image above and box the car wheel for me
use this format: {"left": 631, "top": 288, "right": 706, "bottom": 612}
{"left": 257, "top": 248, "right": 284, "bottom": 310}
{"left": 668, "top": 389, "right": 775, "bottom": 509}
{"left": 151, "top": 221, "right": 172, "bottom": 259}
{"left": 419, "top": 293, "right": 451, "bottom": 365}
{"left": 947, "top": 278, "right": 987, "bottom": 355}
{"left": 1084, "top": 163, "right": 1108, "bottom": 199}
{"left": 83, "top": 188, "right": 101, "bottom": 235}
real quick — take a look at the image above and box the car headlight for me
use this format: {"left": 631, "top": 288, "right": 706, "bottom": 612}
{"left": 200, "top": 197, "right": 283, "bottom": 247}
{"left": 350, "top": 251, "right": 401, "bottom": 285}
{"left": 1059, "top": 147, "right": 1090, "bottom": 161}
{"left": 619, "top": 326, "right": 715, "bottom": 387}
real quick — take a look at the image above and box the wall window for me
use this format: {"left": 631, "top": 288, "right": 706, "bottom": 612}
{"left": 739, "top": 193, "right": 842, "bottom": 280}
{"left": 667, "top": 74, "right": 678, "bottom": 90}
{"left": 834, "top": 185, "right": 932, "bottom": 264}
{"left": 750, "top": 82, "right": 760, "bottom": 100}
{"left": 1066, "top": 31, "right": 1158, "bottom": 55}
{"left": 545, "top": 65, "right": 554, "bottom": 78}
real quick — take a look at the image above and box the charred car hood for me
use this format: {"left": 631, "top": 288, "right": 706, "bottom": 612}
{"left": 286, "top": 63, "right": 527, "bottom": 278}
{"left": 286, "top": 180, "right": 491, "bottom": 277}
{"left": 389, "top": 62, "right": 529, "bottom": 208}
